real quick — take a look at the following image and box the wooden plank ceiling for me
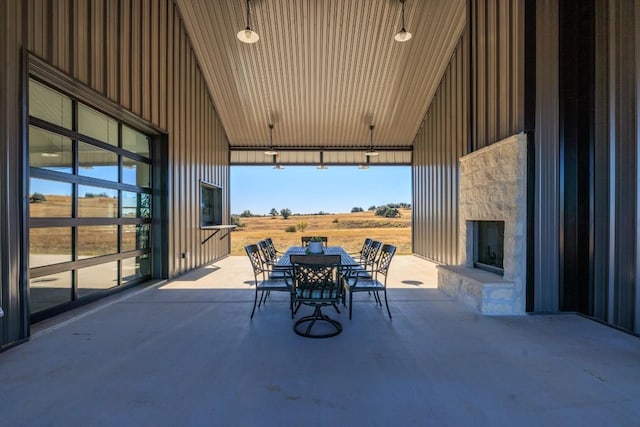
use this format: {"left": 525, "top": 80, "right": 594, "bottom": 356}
{"left": 175, "top": 0, "right": 466, "bottom": 155}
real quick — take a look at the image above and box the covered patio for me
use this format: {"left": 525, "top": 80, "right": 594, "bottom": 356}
{"left": 2, "top": 255, "right": 639, "bottom": 425}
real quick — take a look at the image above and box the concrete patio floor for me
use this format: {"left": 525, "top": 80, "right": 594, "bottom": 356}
{"left": 1, "top": 255, "right": 640, "bottom": 426}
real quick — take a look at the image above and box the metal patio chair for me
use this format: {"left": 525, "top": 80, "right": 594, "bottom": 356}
{"left": 349, "top": 238, "right": 373, "bottom": 263}
{"left": 343, "top": 244, "right": 396, "bottom": 320}
{"left": 245, "top": 244, "right": 292, "bottom": 319}
{"left": 290, "top": 254, "right": 343, "bottom": 338}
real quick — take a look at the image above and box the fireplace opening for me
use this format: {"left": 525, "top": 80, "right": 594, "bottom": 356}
{"left": 473, "top": 221, "right": 505, "bottom": 275}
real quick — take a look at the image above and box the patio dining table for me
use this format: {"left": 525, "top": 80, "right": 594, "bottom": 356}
{"left": 275, "top": 246, "right": 360, "bottom": 269}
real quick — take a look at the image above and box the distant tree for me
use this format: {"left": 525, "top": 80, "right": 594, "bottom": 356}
{"left": 351, "top": 207, "right": 364, "bottom": 213}
{"left": 240, "top": 210, "right": 254, "bottom": 218}
{"left": 368, "top": 205, "right": 376, "bottom": 211}
{"left": 269, "top": 208, "right": 279, "bottom": 217}
{"left": 30, "top": 192, "right": 46, "bottom": 203}
{"left": 231, "top": 215, "right": 244, "bottom": 227}
{"left": 280, "top": 208, "right": 292, "bottom": 219}
{"left": 375, "top": 205, "right": 400, "bottom": 218}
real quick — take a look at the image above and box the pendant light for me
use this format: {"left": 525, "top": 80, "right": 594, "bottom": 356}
{"left": 394, "top": 0, "right": 412, "bottom": 42}
{"left": 237, "top": 0, "right": 259, "bottom": 44}
{"left": 264, "top": 124, "right": 278, "bottom": 155}
{"left": 358, "top": 157, "right": 370, "bottom": 169}
{"left": 365, "top": 125, "right": 379, "bottom": 156}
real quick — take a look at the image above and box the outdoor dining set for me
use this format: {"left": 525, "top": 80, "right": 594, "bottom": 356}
{"left": 245, "top": 237, "right": 396, "bottom": 338}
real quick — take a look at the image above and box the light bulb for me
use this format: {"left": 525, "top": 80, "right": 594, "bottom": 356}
{"left": 394, "top": 29, "right": 412, "bottom": 42}
{"left": 237, "top": 28, "right": 259, "bottom": 44}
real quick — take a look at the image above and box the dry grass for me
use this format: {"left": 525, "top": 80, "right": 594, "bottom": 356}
{"left": 230, "top": 209, "right": 412, "bottom": 255}
{"left": 30, "top": 196, "right": 413, "bottom": 256}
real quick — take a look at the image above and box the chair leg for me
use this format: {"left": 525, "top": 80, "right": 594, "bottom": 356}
{"left": 250, "top": 287, "right": 259, "bottom": 319}
{"left": 349, "top": 290, "right": 353, "bottom": 320}
{"left": 383, "top": 289, "right": 392, "bottom": 319}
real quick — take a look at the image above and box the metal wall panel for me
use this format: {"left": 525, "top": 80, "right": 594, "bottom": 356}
{"left": 469, "top": 0, "right": 525, "bottom": 150}
{"left": 412, "top": 32, "right": 468, "bottom": 265}
{"left": 533, "top": 0, "right": 561, "bottom": 312}
{"left": 27, "top": 0, "right": 230, "bottom": 279}
{"left": 610, "top": 0, "right": 638, "bottom": 331}
{"left": 0, "top": 0, "right": 28, "bottom": 349}
{"left": 412, "top": 0, "right": 526, "bottom": 265}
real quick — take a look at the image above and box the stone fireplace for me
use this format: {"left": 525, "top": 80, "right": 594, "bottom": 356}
{"left": 437, "top": 133, "right": 527, "bottom": 314}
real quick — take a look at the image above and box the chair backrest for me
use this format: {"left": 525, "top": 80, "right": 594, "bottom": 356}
{"left": 375, "top": 244, "right": 396, "bottom": 278}
{"left": 301, "top": 236, "right": 328, "bottom": 247}
{"left": 363, "top": 240, "right": 382, "bottom": 266}
{"left": 257, "top": 240, "right": 274, "bottom": 264}
{"left": 245, "top": 244, "right": 265, "bottom": 277}
{"left": 290, "top": 254, "right": 341, "bottom": 301}
{"left": 358, "top": 238, "right": 373, "bottom": 256}
{"left": 265, "top": 237, "right": 278, "bottom": 255}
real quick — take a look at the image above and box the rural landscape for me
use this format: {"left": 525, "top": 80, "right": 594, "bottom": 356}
{"left": 230, "top": 205, "right": 412, "bottom": 255}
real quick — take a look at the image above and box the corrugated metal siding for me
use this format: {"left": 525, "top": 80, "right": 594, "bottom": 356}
{"left": 609, "top": 0, "right": 638, "bottom": 331}
{"left": 469, "top": 0, "right": 525, "bottom": 150}
{"left": 533, "top": 0, "right": 561, "bottom": 312}
{"left": 27, "top": 0, "right": 230, "bottom": 278}
{"left": 0, "top": 0, "right": 29, "bottom": 349}
{"left": 412, "top": 0, "right": 527, "bottom": 265}
{"left": 412, "top": 32, "right": 468, "bottom": 265}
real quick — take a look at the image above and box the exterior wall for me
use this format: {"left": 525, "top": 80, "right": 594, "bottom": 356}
{"left": 26, "top": 0, "right": 230, "bottom": 278}
{"left": 533, "top": 0, "right": 561, "bottom": 312}
{"left": 0, "top": 0, "right": 29, "bottom": 349}
{"left": 413, "top": 0, "right": 527, "bottom": 265}
{"left": 592, "top": 0, "right": 640, "bottom": 331}
{"left": 412, "top": 32, "right": 468, "bottom": 264}
{"left": 469, "top": 0, "right": 526, "bottom": 150}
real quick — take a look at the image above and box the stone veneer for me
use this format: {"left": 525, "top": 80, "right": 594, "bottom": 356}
{"left": 437, "top": 133, "right": 527, "bottom": 314}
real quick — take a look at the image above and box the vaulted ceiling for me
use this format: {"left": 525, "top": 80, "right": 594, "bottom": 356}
{"left": 175, "top": 0, "right": 466, "bottom": 157}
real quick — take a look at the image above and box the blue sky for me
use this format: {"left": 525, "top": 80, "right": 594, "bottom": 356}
{"left": 231, "top": 166, "right": 411, "bottom": 215}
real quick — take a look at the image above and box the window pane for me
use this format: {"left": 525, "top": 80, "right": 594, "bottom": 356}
{"left": 78, "top": 141, "right": 118, "bottom": 182}
{"left": 122, "top": 192, "right": 151, "bottom": 218}
{"left": 78, "top": 185, "right": 118, "bottom": 217}
{"left": 78, "top": 225, "right": 118, "bottom": 259}
{"left": 29, "top": 126, "right": 73, "bottom": 173}
{"left": 122, "top": 224, "right": 151, "bottom": 251}
{"left": 78, "top": 104, "right": 118, "bottom": 146}
{"left": 29, "top": 272, "right": 72, "bottom": 313}
{"left": 122, "top": 125, "right": 150, "bottom": 158}
{"left": 29, "top": 80, "right": 72, "bottom": 129}
{"left": 122, "top": 158, "right": 151, "bottom": 188}
{"left": 122, "top": 254, "right": 151, "bottom": 285}
{"left": 77, "top": 262, "right": 118, "bottom": 297}
{"left": 29, "top": 227, "right": 72, "bottom": 267}
{"left": 29, "top": 178, "right": 72, "bottom": 218}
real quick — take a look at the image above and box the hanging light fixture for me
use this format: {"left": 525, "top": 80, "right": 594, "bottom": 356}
{"left": 237, "top": 0, "right": 259, "bottom": 44}
{"left": 394, "top": 0, "right": 412, "bottom": 42}
{"left": 264, "top": 124, "right": 278, "bottom": 155}
{"left": 358, "top": 156, "right": 370, "bottom": 169}
{"left": 317, "top": 151, "right": 328, "bottom": 169}
{"left": 365, "top": 125, "right": 379, "bottom": 156}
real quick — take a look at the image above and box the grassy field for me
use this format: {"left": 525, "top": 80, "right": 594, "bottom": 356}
{"left": 230, "top": 208, "right": 412, "bottom": 255}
